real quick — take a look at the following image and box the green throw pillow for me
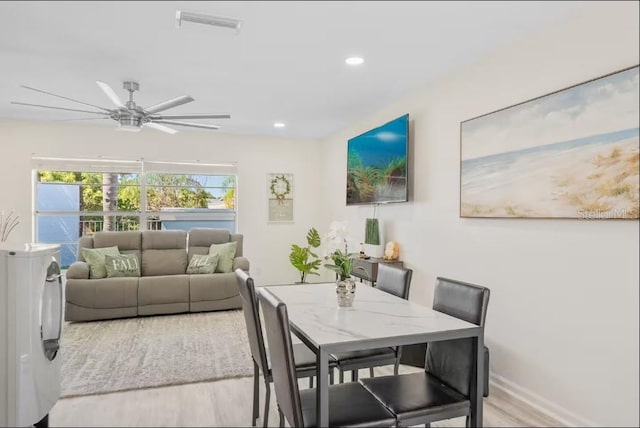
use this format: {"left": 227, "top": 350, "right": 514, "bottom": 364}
{"left": 104, "top": 253, "right": 141, "bottom": 278}
{"left": 81, "top": 246, "right": 121, "bottom": 279}
{"left": 209, "top": 241, "right": 237, "bottom": 273}
{"left": 187, "top": 254, "right": 219, "bottom": 274}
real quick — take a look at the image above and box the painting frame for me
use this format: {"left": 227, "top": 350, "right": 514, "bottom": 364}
{"left": 460, "top": 65, "right": 639, "bottom": 220}
{"left": 267, "top": 173, "right": 294, "bottom": 223}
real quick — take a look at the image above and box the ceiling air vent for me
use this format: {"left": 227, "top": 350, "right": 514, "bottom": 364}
{"left": 175, "top": 11, "right": 242, "bottom": 31}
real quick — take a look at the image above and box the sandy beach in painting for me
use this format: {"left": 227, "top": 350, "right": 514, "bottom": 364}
{"left": 461, "top": 130, "right": 639, "bottom": 218}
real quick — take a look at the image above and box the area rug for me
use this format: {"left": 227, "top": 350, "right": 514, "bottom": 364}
{"left": 60, "top": 310, "right": 253, "bottom": 397}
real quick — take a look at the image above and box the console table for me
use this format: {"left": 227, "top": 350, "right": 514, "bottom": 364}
{"left": 351, "top": 257, "right": 403, "bottom": 285}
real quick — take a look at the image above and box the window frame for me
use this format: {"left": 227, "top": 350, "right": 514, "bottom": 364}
{"left": 32, "top": 158, "right": 238, "bottom": 246}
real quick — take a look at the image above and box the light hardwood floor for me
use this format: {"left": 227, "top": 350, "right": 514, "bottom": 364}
{"left": 51, "top": 365, "right": 562, "bottom": 427}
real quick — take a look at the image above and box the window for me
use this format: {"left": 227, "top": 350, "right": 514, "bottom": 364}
{"left": 33, "top": 158, "right": 237, "bottom": 268}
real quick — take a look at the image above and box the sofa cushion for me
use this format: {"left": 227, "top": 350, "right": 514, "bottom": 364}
{"left": 142, "top": 230, "right": 187, "bottom": 250}
{"left": 81, "top": 246, "right": 121, "bottom": 279}
{"left": 188, "top": 228, "right": 231, "bottom": 247}
{"left": 189, "top": 272, "right": 239, "bottom": 302}
{"left": 142, "top": 249, "right": 188, "bottom": 276}
{"left": 188, "top": 228, "right": 242, "bottom": 261}
{"left": 66, "top": 277, "right": 138, "bottom": 309}
{"left": 138, "top": 275, "right": 189, "bottom": 306}
{"left": 186, "top": 254, "right": 219, "bottom": 274}
{"left": 209, "top": 241, "right": 237, "bottom": 273}
{"left": 94, "top": 231, "right": 141, "bottom": 251}
{"left": 105, "top": 253, "right": 141, "bottom": 278}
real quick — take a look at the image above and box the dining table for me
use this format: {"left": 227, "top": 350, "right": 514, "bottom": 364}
{"left": 259, "top": 282, "right": 485, "bottom": 428}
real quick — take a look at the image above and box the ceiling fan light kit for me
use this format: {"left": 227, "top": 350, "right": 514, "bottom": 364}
{"left": 175, "top": 10, "right": 242, "bottom": 31}
{"left": 11, "top": 80, "right": 231, "bottom": 134}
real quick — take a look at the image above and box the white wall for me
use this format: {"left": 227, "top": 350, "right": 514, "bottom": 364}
{"left": 319, "top": 2, "right": 639, "bottom": 426}
{"left": 0, "top": 120, "right": 322, "bottom": 286}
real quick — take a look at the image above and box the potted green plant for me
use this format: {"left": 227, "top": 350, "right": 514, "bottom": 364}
{"left": 323, "top": 221, "right": 360, "bottom": 307}
{"left": 324, "top": 248, "right": 355, "bottom": 281}
{"left": 324, "top": 248, "right": 359, "bottom": 307}
{"left": 289, "top": 227, "right": 321, "bottom": 283}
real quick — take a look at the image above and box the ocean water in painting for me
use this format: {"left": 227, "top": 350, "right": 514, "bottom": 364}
{"left": 461, "top": 66, "right": 639, "bottom": 218}
{"left": 347, "top": 114, "right": 408, "bottom": 204}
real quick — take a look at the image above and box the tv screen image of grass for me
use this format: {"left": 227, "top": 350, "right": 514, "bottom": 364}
{"left": 347, "top": 114, "right": 409, "bottom": 205}
{"left": 460, "top": 66, "right": 639, "bottom": 219}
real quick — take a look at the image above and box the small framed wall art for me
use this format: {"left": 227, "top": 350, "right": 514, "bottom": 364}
{"left": 268, "top": 173, "right": 294, "bottom": 223}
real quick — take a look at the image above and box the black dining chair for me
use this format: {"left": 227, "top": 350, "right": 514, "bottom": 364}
{"left": 360, "top": 276, "right": 490, "bottom": 427}
{"left": 259, "top": 288, "right": 396, "bottom": 428}
{"left": 333, "top": 264, "right": 413, "bottom": 382}
{"left": 235, "top": 270, "right": 337, "bottom": 427}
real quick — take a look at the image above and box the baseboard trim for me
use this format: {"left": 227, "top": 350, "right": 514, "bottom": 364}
{"left": 489, "top": 373, "right": 597, "bottom": 427}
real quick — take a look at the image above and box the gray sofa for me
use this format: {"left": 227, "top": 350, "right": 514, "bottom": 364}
{"left": 65, "top": 228, "right": 249, "bottom": 322}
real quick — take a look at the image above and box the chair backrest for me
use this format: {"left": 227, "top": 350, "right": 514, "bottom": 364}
{"left": 235, "top": 269, "right": 269, "bottom": 376}
{"left": 259, "top": 289, "right": 305, "bottom": 428}
{"left": 426, "top": 277, "right": 490, "bottom": 397}
{"left": 375, "top": 264, "right": 413, "bottom": 300}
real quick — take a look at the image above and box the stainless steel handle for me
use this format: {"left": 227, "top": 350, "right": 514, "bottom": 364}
{"left": 46, "top": 273, "right": 62, "bottom": 282}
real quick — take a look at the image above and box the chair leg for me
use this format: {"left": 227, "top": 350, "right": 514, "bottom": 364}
{"left": 369, "top": 367, "right": 374, "bottom": 378}
{"left": 465, "top": 415, "right": 471, "bottom": 427}
{"left": 308, "top": 376, "right": 314, "bottom": 388}
{"left": 263, "top": 382, "right": 271, "bottom": 428}
{"left": 352, "top": 369, "right": 358, "bottom": 381}
{"left": 339, "top": 369, "right": 344, "bottom": 383}
{"left": 394, "top": 346, "right": 402, "bottom": 375}
{"left": 252, "top": 362, "right": 259, "bottom": 427}
{"left": 278, "top": 408, "right": 285, "bottom": 428}
{"left": 425, "top": 424, "right": 431, "bottom": 428}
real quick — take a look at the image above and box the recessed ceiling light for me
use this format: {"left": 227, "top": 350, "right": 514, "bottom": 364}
{"left": 345, "top": 56, "right": 365, "bottom": 66}
{"left": 274, "top": 122, "right": 286, "bottom": 128}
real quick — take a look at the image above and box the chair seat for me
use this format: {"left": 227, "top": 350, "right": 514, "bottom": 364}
{"left": 360, "top": 371, "right": 470, "bottom": 422}
{"left": 267, "top": 343, "right": 337, "bottom": 372}
{"left": 332, "top": 347, "right": 396, "bottom": 368}
{"left": 299, "top": 382, "right": 396, "bottom": 427}
{"left": 292, "top": 343, "right": 338, "bottom": 369}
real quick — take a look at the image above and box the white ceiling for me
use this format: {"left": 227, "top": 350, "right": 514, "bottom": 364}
{"left": 0, "top": 1, "right": 579, "bottom": 139}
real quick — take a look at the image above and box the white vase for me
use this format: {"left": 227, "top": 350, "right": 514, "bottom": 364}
{"left": 336, "top": 278, "right": 356, "bottom": 307}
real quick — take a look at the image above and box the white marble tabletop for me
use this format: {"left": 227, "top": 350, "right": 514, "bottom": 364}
{"left": 262, "top": 282, "right": 480, "bottom": 352}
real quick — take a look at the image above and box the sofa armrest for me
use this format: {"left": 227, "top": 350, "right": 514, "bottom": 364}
{"left": 67, "top": 261, "right": 90, "bottom": 279}
{"left": 233, "top": 256, "right": 250, "bottom": 272}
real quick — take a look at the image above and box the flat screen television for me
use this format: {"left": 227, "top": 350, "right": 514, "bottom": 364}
{"left": 346, "top": 114, "right": 409, "bottom": 205}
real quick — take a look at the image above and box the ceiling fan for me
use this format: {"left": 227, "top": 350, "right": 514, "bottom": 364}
{"left": 10, "top": 81, "right": 230, "bottom": 134}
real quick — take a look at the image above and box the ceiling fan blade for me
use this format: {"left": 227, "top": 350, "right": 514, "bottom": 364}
{"left": 144, "top": 122, "right": 178, "bottom": 135}
{"left": 11, "top": 101, "right": 111, "bottom": 115}
{"left": 20, "top": 85, "right": 112, "bottom": 112}
{"left": 96, "top": 81, "right": 126, "bottom": 108}
{"left": 150, "top": 113, "right": 231, "bottom": 120}
{"left": 144, "top": 95, "right": 194, "bottom": 114}
{"left": 50, "top": 117, "right": 111, "bottom": 122}
{"left": 152, "top": 120, "right": 220, "bottom": 130}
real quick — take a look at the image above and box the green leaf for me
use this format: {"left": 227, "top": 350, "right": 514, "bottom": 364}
{"left": 289, "top": 228, "right": 323, "bottom": 283}
{"left": 307, "top": 227, "right": 321, "bottom": 248}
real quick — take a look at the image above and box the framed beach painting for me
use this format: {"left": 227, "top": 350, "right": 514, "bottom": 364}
{"left": 460, "top": 65, "right": 639, "bottom": 219}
